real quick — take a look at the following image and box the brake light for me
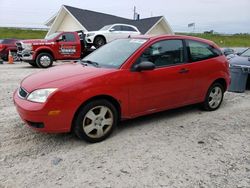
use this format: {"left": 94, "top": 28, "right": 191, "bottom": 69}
{"left": 0, "top": 44, "right": 5, "bottom": 51}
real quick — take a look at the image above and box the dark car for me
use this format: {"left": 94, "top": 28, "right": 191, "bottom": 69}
{"left": 221, "top": 48, "right": 235, "bottom": 56}
{"left": 229, "top": 48, "right": 250, "bottom": 67}
{"left": 0, "top": 38, "right": 19, "bottom": 61}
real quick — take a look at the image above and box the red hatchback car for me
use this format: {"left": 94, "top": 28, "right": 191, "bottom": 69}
{"left": 14, "top": 35, "right": 230, "bottom": 142}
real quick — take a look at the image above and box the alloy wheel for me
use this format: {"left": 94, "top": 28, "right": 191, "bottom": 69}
{"left": 82, "top": 106, "right": 114, "bottom": 139}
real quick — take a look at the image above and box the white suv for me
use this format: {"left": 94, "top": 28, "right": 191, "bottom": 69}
{"left": 85, "top": 24, "right": 141, "bottom": 48}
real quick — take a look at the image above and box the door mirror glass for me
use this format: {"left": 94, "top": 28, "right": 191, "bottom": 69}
{"left": 134, "top": 61, "right": 155, "bottom": 72}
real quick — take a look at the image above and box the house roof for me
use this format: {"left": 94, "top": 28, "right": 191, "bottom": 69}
{"left": 64, "top": 5, "right": 163, "bottom": 34}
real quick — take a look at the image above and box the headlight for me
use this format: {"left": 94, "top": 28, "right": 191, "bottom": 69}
{"left": 86, "top": 33, "right": 95, "bottom": 37}
{"left": 27, "top": 88, "right": 57, "bottom": 103}
{"left": 22, "top": 43, "right": 32, "bottom": 50}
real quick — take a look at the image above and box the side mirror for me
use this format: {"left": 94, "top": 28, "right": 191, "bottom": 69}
{"left": 109, "top": 28, "right": 115, "bottom": 32}
{"left": 134, "top": 61, "right": 155, "bottom": 72}
{"left": 56, "top": 35, "right": 66, "bottom": 42}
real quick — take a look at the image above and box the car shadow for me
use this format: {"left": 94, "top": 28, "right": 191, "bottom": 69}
{"left": 116, "top": 104, "right": 201, "bottom": 132}
{"left": 46, "top": 104, "right": 201, "bottom": 144}
{"left": 246, "top": 74, "right": 250, "bottom": 90}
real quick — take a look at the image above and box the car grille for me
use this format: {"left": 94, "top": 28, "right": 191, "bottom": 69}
{"left": 16, "top": 42, "right": 23, "bottom": 52}
{"left": 18, "top": 87, "right": 29, "bottom": 99}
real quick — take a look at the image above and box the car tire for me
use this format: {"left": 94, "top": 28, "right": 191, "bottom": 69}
{"left": 36, "top": 53, "right": 53, "bottom": 68}
{"left": 73, "top": 99, "right": 118, "bottom": 143}
{"left": 94, "top": 36, "right": 106, "bottom": 48}
{"left": 12, "top": 51, "right": 19, "bottom": 61}
{"left": 202, "top": 82, "right": 224, "bottom": 111}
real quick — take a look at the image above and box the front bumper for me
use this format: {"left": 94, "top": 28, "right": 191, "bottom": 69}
{"left": 13, "top": 89, "right": 72, "bottom": 133}
{"left": 85, "top": 35, "right": 95, "bottom": 44}
{"left": 17, "top": 49, "right": 34, "bottom": 61}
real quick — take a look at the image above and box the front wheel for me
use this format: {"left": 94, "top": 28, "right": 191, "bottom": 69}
{"left": 94, "top": 36, "right": 106, "bottom": 48}
{"left": 73, "top": 99, "right": 118, "bottom": 143}
{"left": 12, "top": 51, "right": 19, "bottom": 61}
{"left": 202, "top": 83, "right": 224, "bottom": 111}
{"left": 36, "top": 53, "right": 53, "bottom": 68}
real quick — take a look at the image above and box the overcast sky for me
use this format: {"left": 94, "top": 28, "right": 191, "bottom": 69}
{"left": 0, "top": 0, "right": 249, "bottom": 33}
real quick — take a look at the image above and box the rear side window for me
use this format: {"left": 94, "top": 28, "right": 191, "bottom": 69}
{"left": 2, "top": 39, "right": 16, "bottom": 44}
{"left": 186, "top": 40, "right": 221, "bottom": 62}
{"left": 121, "top": 26, "right": 137, "bottom": 32}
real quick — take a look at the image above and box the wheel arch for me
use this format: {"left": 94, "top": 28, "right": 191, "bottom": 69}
{"left": 71, "top": 94, "right": 121, "bottom": 131}
{"left": 211, "top": 78, "right": 227, "bottom": 92}
{"left": 94, "top": 35, "right": 107, "bottom": 43}
{"left": 35, "top": 49, "right": 55, "bottom": 60}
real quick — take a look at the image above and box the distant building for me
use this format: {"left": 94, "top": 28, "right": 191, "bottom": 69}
{"left": 45, "top": 5, "right": 174, "bottom": 37}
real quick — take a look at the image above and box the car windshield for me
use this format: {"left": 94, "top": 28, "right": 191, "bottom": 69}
{"left": 45, "top": 32, "right": 61, "bottom": 40}
{"left": 240, "top": 48, "right": 250, "bottom": 57}
{"left": 99, "top": 25, "right": 112, "bottom": 31}
{"left": 82, "top": 38, "right": 147, "bottom": 68}
{"left": 0, "top": 39, "right": 3, "bottom": 43}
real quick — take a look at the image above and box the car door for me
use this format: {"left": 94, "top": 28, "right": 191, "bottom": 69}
{"left": 128, "top": 39, "right": 192, "bottom": 116}
{"left": 56, "top": 33, "right": 81, "bottom": 59}
{"left": 183, "top": 39, "right": 223, "bottom": 102}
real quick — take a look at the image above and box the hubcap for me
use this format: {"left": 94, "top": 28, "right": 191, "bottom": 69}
{"left": 40, "top": 56, "right": 51, "bottom": 67}
{"left": 83, "top": 106, "right": 113, "bottom": 138}
{"left": 96, "top": 39, "right": 105, "bottom": 47}
{"left": 208, "top": 86, "right": 222, "bottom": 109}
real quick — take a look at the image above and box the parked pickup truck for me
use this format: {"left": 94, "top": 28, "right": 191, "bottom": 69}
{"left": 17, "top": 31, "right": 91, "bottom": 68}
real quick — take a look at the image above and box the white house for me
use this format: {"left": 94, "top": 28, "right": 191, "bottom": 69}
{"left": 45, "top": 5, "right": 174, "bottom": 37}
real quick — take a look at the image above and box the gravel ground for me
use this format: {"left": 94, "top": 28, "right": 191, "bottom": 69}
{"left": 0, "top": 62, "right": 250, "bottom": 188}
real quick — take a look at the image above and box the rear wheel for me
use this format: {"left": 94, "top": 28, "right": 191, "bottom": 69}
{"left": 73, "top": 99, "right": 118, "bottom": 143}
{"left": 202, "top": 83, "right": 224, "bottom": 111}
{"left": 94, "top": 36, "right": 106, "bottom": 48}
{"left": 36, "top": 53, "right": 53, "bottom": 68}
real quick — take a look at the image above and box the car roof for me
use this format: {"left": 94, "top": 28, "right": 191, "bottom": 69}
{"left": 131, "top": 34, "right": 217, "bottom": 46}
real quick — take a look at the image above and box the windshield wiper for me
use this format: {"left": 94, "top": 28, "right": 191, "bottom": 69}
{"left": 81, "top": 60, "right": 100, "bottom": 67}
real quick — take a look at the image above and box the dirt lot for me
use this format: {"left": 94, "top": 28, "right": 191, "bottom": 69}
{"left": 0, "top": 62, "right": 250, "bottom": 188}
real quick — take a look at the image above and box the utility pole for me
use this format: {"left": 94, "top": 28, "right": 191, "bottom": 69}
{"left": 133, "top": 6, "right": 136, "bottom": 20}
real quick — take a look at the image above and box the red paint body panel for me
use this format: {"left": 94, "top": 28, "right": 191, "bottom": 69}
{"left": 20, "top": 32, "right": 82, "bottom": 61}
{"left": 14, "top": 35, "right": 230, "bottom": 133}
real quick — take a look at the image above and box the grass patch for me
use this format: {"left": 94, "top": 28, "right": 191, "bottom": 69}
{"left": 177, "top": 33, "right": 250, "bottom": 47}
{"left": 0, "top": 27, "right": 249, "bottom": 47}
{"left": 0, "top": 27, "right": 47, "bottom": 39}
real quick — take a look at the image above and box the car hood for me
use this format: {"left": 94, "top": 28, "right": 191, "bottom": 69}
{"left": 229, "top": 55, "right": 250, "bottom": 67}
{"left": 21, "top": 63, "right": 115, "bottom": 92}
{"left": 20, "top": 39, "right": 53, "bottom": 44}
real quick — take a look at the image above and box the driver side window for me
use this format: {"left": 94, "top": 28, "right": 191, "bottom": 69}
{"left": 58, "top": 33, "right": 76, "bottom": 42}
{"left": 135, "top": 40, "right": 184, "bottom": 67}
{"left": 111, "top": 25, "right": 121, "bottom": 31}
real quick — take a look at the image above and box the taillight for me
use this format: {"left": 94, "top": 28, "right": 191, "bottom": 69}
{"left": 0, "top": 44, "right": 5, "bottom": 51}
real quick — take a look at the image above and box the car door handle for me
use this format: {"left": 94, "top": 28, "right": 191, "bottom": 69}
{"left": 179, "top": 68, "right": 189, "bottom": 74}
